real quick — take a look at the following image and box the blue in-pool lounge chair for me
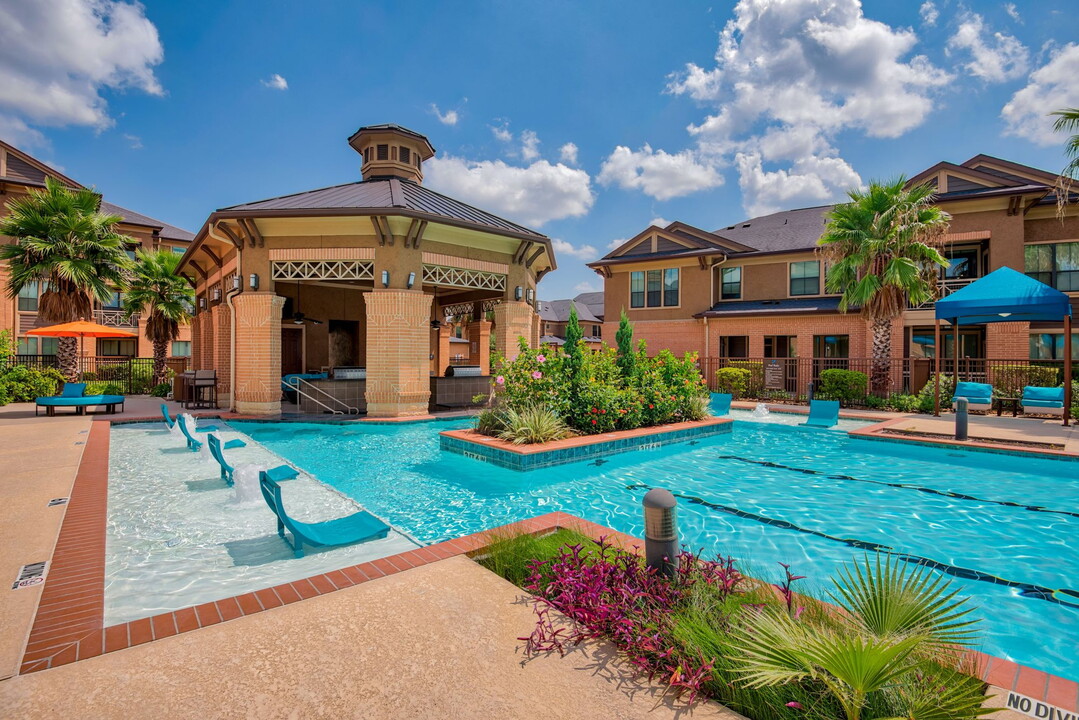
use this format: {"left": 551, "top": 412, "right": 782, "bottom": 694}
{"left": 1021, "top": 385, "right": 1066, "bottom": 417}
{"left": 952, "top": 381, "right": 993, "bottom": 412}
{"left": 36, "top": 383, "right": 125, "bottom": 416}
{"left": 803, "top": 399, "right": 840, "bottom": 428}
{"left": 710, "top": 393, "right": 733, "bottom": 416}
{"left": 160, "top": 403, "right": 175, "bottom": 428}
{"left": 177, "top": 415, "right": 203, "bottom": 451}
{"left": 259, "top": 471, "right": 390, "bottom": 557}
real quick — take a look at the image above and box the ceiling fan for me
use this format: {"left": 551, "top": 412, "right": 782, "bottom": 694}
{"left": 289, "top": 282, "right": 323, "bottom": 325}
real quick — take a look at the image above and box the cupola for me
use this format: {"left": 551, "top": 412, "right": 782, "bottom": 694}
{"left": 348, "top": 124, "right": 436, "bottom": 184}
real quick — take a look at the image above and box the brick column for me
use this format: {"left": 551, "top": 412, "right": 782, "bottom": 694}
{"left": 189, "top": 314, "right": 202, "bottom": 367}
{"left": 467, "top": 320, "right": 491, "bottom": 374}
{"left": 211, "top": 303, "right": 232, "bottom": 402}
{"left": 364, "top": 290, "right": 432, "bottom": 417}
{"left": 493, "top": 301, "right": 534, "bottom": 362}
{"left": 233, "top": 293, "right": 285, "bottom": 416}
{"left": 436, "top": 324, "right": 453, "bottom": 377}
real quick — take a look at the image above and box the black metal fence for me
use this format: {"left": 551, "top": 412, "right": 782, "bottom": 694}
{"left": 698, "top": 356, "right": 1072, "bottom": 404}
{"left": 3, "top": 355, "right": 189, "bottom": 395}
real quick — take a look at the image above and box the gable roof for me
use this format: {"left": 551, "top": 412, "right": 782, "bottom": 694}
{"left": 712, "top": 205, "right": 833, "bottom": 254}
{"left": 100, "top": 201, "right": 195, "bottom": 242}
{"left": 537, "top": 298, "right": 601, "bottom": 324}
{"left": 219, "top": 176, "right": 546, "bottom": 241}
{"left": 573, "top": 291, "right": 604, "bottom": 320}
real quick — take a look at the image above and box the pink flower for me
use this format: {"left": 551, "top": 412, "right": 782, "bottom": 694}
{"left": 537, "top": 354, "right": 546, "bottom": 363}
{"left": 531, "top": 371, "right": 542, "bottom": 380}
{"left": 786, "top": 702, "right": 804, "bottom": 710}
{"left": 496, "top": 375, "right": 505, "bottom": 385}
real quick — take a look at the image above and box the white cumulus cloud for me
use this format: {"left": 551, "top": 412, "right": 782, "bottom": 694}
{"left": 574, "top": 280, "right": 600, "bottom": 294}
{"left": 559, "top": 142, "right": 579, "bottom": 165}
{"left": 947, "top": 12, "right": 1029, "bottom": 82}
{"left": 598, "top": 144, "right": 723, "bottom": 201}
{"left": 430, "top": 103, "right": 458, "bottom": 126}
{"left": 1002, "top": 43, "right": 1079, "bottom": 146}
{"left": 736, "top": 152, "right": 861, "bottom": 217}
{"left": 520, "top": 130, "right": 540, "bottom": 161}
{"left": 261, "top": 73, "right": 288, "bottom": 90}
{"left": 425, "top": 155, "right": 594, "bottom": 228}
{"left": 0, "top": 0, "right": 163, "bottom": 140}
{"left": 1004, "top": 3, "right": 1021, "bottom": 23}
{"left": 919, "top": 1, "right": 939, "bottom": 26}
{"left": 552, "top": 238, "right": 599, "bottom": 262}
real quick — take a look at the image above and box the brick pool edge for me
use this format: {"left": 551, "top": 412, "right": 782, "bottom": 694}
{"left": 439, "top": 416, "right": 734, "bottom": 470}
{"left": 16, "top": 415, "right": 1078, "bottom": 713}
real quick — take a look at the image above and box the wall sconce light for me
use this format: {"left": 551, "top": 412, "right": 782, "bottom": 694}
{"left": 231, "top": 275, "right": 241, "bottom": 291}
{"left": 381, "top": 270, "right": 390, "bottom": 288}
{"left": 407, "top": 271, "right": 415, "bottom": 289}
{"left": 526, "top": 288, "right": 535, "bottom": 303}
{"left": 212, "top": 288, "right": 221, "bottom": 302}
{"left": 430, "top": 319, "right": 442, "bottom": 329}
{"left": 199, "top": 297, "right": 206, "bottom": 309}
{"left": 514, "top": 286, "right": 523, "bottom": 301}
{"left": 249, "top": 273, "right": 259, "bottom": 290}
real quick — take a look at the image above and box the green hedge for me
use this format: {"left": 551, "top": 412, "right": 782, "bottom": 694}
{"left": 714, "top": 367, "right": 752, "bottom": 398}
{"left": 818, "top": 368, "right": 867, "bottom": 405}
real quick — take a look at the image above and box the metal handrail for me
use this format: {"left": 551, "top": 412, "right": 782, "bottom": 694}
{"left": 290, "top": 376, "right": 359, "bottom": 415}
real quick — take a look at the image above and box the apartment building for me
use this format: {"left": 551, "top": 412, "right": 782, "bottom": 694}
{"left": 587, "top": 155, "right": 1078, "bottom": 381}
{"left": 0, "top": 140, "right": 195, "bottom": 358}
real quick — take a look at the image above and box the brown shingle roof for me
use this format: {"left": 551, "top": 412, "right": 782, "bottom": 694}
{"left": 100, "top": 201, "right": 195, "bottom": 242}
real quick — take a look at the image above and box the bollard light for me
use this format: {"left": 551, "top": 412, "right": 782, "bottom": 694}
{"left": 643, "top": 488, "right": 679, "bottom": 577}
{"left": 955, "top": 397, "right": 969, "bottom": 441}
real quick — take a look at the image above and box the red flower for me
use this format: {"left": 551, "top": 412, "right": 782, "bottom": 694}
{"left": 600, "top": 409, "right": 606, "bottom": 414}
{"left": 591, "top": 419, "right": 597, "bottom": 425}
{"left": 648, "top": 404, "right": 654, "bottom": 409}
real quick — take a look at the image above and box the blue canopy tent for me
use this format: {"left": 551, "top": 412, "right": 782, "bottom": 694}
{"left": 934, "top": 267, "right": 1072, "bottom": 425}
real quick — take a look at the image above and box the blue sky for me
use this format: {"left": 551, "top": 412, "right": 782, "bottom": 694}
{"left": 2, "top": 0, "right": 1078, "bottom": 299}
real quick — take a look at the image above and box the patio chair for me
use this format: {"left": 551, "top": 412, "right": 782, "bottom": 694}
{"left": 952, "top": 381, "right": 993, "bottom": 412}
{"left": 259, "top": 471, "right": 390, "bottom": 558}
{"left": 710, "top": 393, "right": 733, "bottom": 416}
{"left": 803, "top": 400, "right": 840, "bottom": 428}
{"left": 206, "top": 433, "right": 249, "bottom": 485}
{"left": 1021, "top": 386, "right": 1066, "bottom": 417}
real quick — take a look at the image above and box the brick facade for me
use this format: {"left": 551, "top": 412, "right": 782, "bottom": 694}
{"left": 211, "top": 303, "right": 232, "bottom": 400}
{"left": 364, "top": 289, "right": 432, "bottom": 417}
{"left": 467, "top": 320, "right": 492, "bottom": 374}
{"left": 232, "top": 293, "right": 285, "bottom": 415}
{"left": 493, "top": 301, "right": 534, "bottom": 362}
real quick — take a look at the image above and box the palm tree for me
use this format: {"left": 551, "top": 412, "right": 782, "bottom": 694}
{"left": 122, "top": 249, "right": 193, "bottom": 385}
{"left": 0, "top": 178, "right": 133, "bottom": 379}
{"left": 1051, "top": 108, "right": 1079, "bottom": 216}
{"left": 818, "top": 179, "right": 951, "bottom": 393}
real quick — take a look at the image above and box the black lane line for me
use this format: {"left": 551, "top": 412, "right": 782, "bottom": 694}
{"left": 624, "top": 482, "right": 1079, "bottom": 610}
{"left": 715, "top": 454, "right": 1079, "bottom": 521}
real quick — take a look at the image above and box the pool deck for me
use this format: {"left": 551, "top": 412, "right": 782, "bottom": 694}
{"left": 1, "top": 396, "right": 1076, "bottom": 718}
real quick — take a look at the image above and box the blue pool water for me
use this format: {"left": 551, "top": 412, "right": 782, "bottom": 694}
{"left": 233, "top": 416, "right": 1079, "bottom": 681}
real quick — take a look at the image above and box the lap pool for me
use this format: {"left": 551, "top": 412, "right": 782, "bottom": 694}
{"left": 232, "top": 412, "right": 1078, "bottom": 682}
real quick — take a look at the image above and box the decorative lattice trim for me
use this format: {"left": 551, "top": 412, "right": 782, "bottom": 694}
{"left": 422, "top": 264, "right": 506, "bottom": 291}
{"left": 271, "top": 260, "right": 375, "bottom": 281}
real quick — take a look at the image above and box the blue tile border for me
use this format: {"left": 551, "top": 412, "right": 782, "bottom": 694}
{"left": 440, "top": 421, "right": 733, "bottom": 471}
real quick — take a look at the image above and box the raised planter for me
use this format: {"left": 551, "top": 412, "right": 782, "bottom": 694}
{"left": 439, "top": 417, "right": 733, "bottom": 471}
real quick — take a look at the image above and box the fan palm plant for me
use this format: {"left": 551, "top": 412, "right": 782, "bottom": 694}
{"left": 818, "top": 179, "right": 951, "bottom": 393}
{"left": 729, "top": 555, "right": 987, "bottom": 720}
{"left": 122, "top": 249, "right": 194, "bottom": 385}
{"left": 0, "top": 178, "right": 133, "bottom": 379}
{"left": 1051, "top": 108, "right": 1079, "bottom": 216}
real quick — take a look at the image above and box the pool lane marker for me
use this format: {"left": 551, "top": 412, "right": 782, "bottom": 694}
{"left": 625, "top": 482, "right": 1079, "bottom": 611}
{"left": 715, "top": 453, "right": 1079, "bottom": 521}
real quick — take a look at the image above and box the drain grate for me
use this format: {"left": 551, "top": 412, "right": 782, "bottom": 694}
{"left": 12, "top": 561, "right": 47, "bottom": 590}
{"left": 47, "top": 497, "right": 68, "bottom": 507}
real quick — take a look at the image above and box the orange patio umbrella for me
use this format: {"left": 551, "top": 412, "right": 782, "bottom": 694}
{"left": 28, "top": 319, "right": 138, "bottom": 355}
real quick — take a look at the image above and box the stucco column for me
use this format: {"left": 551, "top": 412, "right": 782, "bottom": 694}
{"left": 467, "top": 320, "right": 491, "bottom": 374}
{"left": 233, "top": 292, "right": 285, "bottom": 416}
{"left": 364, "top": 289, "right": 432, "bottom": 417}
{"left": 493, "top": 301, "right": 535, "bottom": 362}
{"left": 211, "top": 303, "right": 232, "bottom": 403}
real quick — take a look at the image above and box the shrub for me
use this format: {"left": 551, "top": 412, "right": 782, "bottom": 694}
{"left": 886, "top": 393, "right": 920, "bottom": 413}
{"left": 715, "top": 367, "right": 751, "bottom": 397}
{"left": 916, "top": 374, "right": 954, "bottom": 413}
{"left": 992, "top": 364, "right": 1060, "bottom": 397}
{"left": 149, "top": 382, "right": 171, "bottom": 398}
{"left": 0, "top": 365, "right": 65, "bottom": 404}
{"left": 497, "top": 405, "right": 571, "bottom": 445}
{"left": 818, "top": 368, "right": 868, "bottom": 405}
{"left": 84, "top": 382, "right": 123, "bottom": 396}
{"left": 475, "top": 407, "right": 507, "bottom": 436}
{"left": 863, "top": 394, "right": 887, "bottom": 409}
{"left": 478, "top": 528, "right": 595, "bottom": 587}
{"left": 728, "top": 360, "right": 764, "bottom": 396}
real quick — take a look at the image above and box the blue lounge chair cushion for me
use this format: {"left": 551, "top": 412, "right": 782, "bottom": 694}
{"left": 803, "top": 400, "right": 840, "bottom": 428}
{"left": 265, "top": 465, "right": 299, "bottom": 482}
{"left": 953, "top": 381, "right": 993, "bottom": 402}
{"left": 36, "top": 394, "right": 124, "bottom": 407}
{"left": 710, "top": 393, "right": 733, "bottom": 417}
{"left": 1023, "top": 399, "right": 1064, "bottom": 408}
{"left": 1022, "top": 386, "right": 1064, "bottom": 403}
{"left": 223, "top": 439, "right": 246, "bottom": 449}
{"left": 60, "top": 383, "right": 86, "bottom": 398}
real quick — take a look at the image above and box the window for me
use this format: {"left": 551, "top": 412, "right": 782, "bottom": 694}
{"left": 17, "top": 281, "right": 39, "bottom": 311}
{"left": 1025, "top": 242, "right": 1079, "bottom": 291}
{"left": 171, "top": 246, "right": 186, "bottom": 255}
{"left": 98, "top": 339, "right": 136, "bottom": 357}
{"left": 171, "top": 341, "right": 191, "bottom": 357}
{"left": 364, "top": 147, "right": 371, "bottom": 163}
{"left": 376, "top": 144, "right": 389, "bottom": 161}
{"left": 790, "top": 261, "right": 820, "bottom": 296}
{"left": 663, "top": 268, "right": 679, "bottom": 306}
{"left": 718, "top": 335, "right": 748, "bottom": 358}
{"left": 631, "top": 268, "right": 678, "bottom": 308}
{"left": 720, "top": 266, "right": 741, "bottom": 300}
{"left": 16, "top": 337, "right": 58, "bottom": 355}
{"left": 814, "top": 335, "right": 849, "bottom": 358}
{"left": 943, "top": 248, "right": 979, "bottom": 279}
{"left": 399, "top": 146, "right": 411, "bottom": 164}
{"left": 592, "top": 325, "right": 601, "bottom": 337}
{"left": 630, "top": 271, "right": 645, "bottom": 308}
{"left": 125, "top": 249, "right": 137, "bottom": 261}
{"left": 104, "top": 290, "right": 124, "bottom": 309}
{"left": 1030, "top": 333, "right": 1079, "bottom": 360}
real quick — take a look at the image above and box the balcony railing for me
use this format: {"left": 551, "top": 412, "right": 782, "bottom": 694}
{"left": 909, "top": 277, "right": 977, "bottom": 309}
{"left": 93, "top": 309, "right": 139, "bottom": 329}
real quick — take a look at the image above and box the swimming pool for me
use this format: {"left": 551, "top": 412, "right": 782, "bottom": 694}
{"left": 233, "top": 413, "right": 1079, "bottom": 682}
